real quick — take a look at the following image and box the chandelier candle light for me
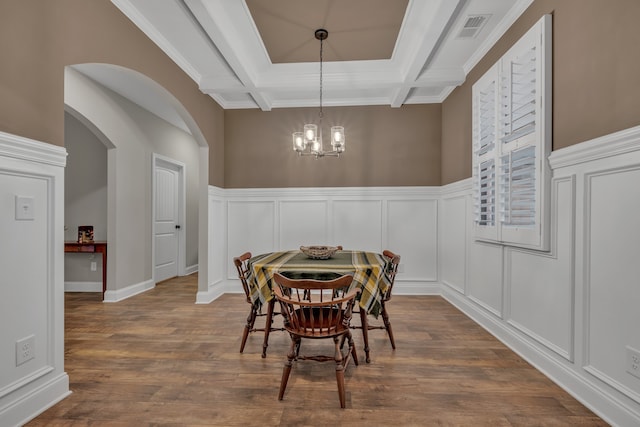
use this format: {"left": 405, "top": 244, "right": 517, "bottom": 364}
{"left": 292, "top": 29, "right": 345, "bottom": 158}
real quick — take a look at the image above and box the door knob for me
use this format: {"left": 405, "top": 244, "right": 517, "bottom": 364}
{"left": 175, "top": 225, "right": 181, "bottom": 229}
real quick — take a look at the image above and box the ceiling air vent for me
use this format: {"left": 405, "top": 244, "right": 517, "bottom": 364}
{"left": 457, "top": 14, "right": 490, "bottom": 39}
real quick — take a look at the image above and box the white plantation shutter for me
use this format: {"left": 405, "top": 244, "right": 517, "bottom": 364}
{"left": 477, "top": 158, "right": 495, "bottom": 225}
{"left": 472, "top": 63, "right": 499, "bottom": 240}
{"left": 499, "top": 146, "right": 536, "bottom": 226}
{"left": 472, "top": 14, "right": 551, "bottom": 250}
{"left": 501, "top": 44, "right": 537, "bottom": 144}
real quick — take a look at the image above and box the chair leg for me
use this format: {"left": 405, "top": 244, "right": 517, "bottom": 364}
{"left": 334, "top": 336, "right": 346, "bottom": 408}
{"left": 346, "top": 331, "right": 358, "bottom": 366}
{"left": 381, "top": 304, "right": 396, "bottom": 350}
{"left": 359, "top": 308, "right": 371, "bottom": 363}
{"left": 262, "top": 299, "right": 276, "bottom": 358}
{"left": 278, "top": 337, "right": 297, "bottom": 401}
{"left": 240, "top": 306, "right": 257, "bottom": 353}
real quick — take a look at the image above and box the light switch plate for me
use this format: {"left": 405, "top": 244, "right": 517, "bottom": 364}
{"left": 15, "top": 196, "right": 35, "bottom": 220}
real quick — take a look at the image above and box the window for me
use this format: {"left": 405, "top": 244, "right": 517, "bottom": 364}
{"left": 472, "top": 14, "right": 551, "bottom": 250}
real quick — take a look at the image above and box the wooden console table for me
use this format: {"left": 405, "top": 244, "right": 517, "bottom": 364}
{"left": 64, "top": 241, "right": 107, "bottom": 295}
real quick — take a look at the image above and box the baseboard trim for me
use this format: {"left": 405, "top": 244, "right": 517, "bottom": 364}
{"left": 195, "top": 279, "right": 226, "bottom": 304}
{"left": 64, "top": 281, "right": 102, "bottom": 292}
{"left": 184, "top": 264, "right": 198, "bottom": 275}
{"left": 0, "top": 373, "right": 70, "bottom": 427}
{"left": 393, "top": 281, "right": 441, "bottom": 295}
{"left": 103, "top": 279, "right": 154, "bottom": 302}
{"left": 441, "top": 286, "right": 640, "bottom": 427}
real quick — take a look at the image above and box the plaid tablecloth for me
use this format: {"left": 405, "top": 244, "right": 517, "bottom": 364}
{"left": 248, "top": 250, "right": 391, "bottom": 317}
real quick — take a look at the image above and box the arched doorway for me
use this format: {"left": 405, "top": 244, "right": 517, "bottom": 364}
{"left": 64, "top": 64, "right": 210, "bottom": 302}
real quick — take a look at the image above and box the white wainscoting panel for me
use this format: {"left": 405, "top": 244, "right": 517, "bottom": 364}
{"left": 280, "top": 200, "right": 329, "bottom": 249}
{"left": 220, "top": 187, "right": 440, "bottom": 295}
{"left": 466, "top": 239, "right": 503, "bottom": 316}
{"left": 227, "top": 200, "right": 275, "bottom": 278}
{"left": 332, "top": 200, "right": 382, "bottom": 252}
{"left": 209, "top": 196, "right": 225, "bottom": 285}
{"left": 584, "top": 165, "right": 640, "bottom": 404}
{"left": 440, "top": 193, "right": 467, "bottom": 292}
{"left": 0, "top": 132, "right": 69, "bottom": 426}
{"left": 507, "top": 176, "right": 575, "bottom": 361}
{"left": 440, "top": 182, "right": 470, "bottom": 295}
{"left": 387, "top": 199, "right": 438, "bottom": 282}
{"left": 440, "top": 125, "right": 640, "bottom": 426}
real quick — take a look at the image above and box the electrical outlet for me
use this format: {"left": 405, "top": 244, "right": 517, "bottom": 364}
{"left": 626, "top": 346, "right": 640, "bottom": 380}
{"left": 16, "top": 335, "right": 35, "bottom": 366}
{"left": 91, "top": 261, "right": 97, "bottom": 271}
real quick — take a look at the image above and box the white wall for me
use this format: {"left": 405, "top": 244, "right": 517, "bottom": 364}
{"left": 64, "top": 112, "right": 108, "bottom": 289}
{"left": 440, "top": 126, "right": 640, "bottom": 426}
{"left": 0, "top": 133, "right": 69, "bottom": 426}
{"left": 64, "top": 67, "right": 201, "bottom": 299}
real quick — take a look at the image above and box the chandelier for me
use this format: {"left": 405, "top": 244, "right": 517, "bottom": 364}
{"left": 292, "top": 29, "right": 345, "bottom": 158}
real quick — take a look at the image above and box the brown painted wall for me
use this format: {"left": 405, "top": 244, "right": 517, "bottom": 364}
{"left": 441, "top": 0, "right": 640, "bottom": 185}
{"left": 0, "top": 0, "right": 225, "bottom": 186}
{"left": 224, "top": 104, "right": 441, "bottom": 188}
{"left": 4, "top": 1, "right": 637, "bottom": 189}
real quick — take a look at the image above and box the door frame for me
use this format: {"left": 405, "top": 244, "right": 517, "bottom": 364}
{"left": 152, "top": 153, "right": 186, "bottom": 282}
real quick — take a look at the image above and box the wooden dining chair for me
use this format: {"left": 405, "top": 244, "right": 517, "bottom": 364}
{"left": 352, "top": 249, "right": 400, "bottom": 362}
{"left": 233, "top": 252, "right": 283, "bottom": 358}
{"left": 271, "top": 272, "right": 360, "bottom": 408}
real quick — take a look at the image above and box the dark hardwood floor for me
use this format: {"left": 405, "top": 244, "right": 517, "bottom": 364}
{"left": 28, "top": 274, "right": 607, "bottom": 426}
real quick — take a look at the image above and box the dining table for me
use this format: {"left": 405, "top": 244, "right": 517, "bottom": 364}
{"left": 248, "top": 249, "right": 392, "bottom": 362}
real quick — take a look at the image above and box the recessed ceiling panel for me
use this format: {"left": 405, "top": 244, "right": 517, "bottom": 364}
{"left": 111, "top": 0, "right": 535, "bottom": 109}
{"left": 246, "top": 0, "right": 409, "bottom": 63}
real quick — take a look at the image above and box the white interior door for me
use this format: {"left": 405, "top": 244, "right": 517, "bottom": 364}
{"left": 153, "top": 155, "right": 184, "bottom": 283}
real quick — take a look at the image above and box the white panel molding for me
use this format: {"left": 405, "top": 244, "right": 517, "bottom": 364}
{"left": 440, "top": 178, "right": 472, "bottom": 296}
{"left": 550, "top": 124, "right": 640, "bottom": 170}
{"left": 505, "top": 175, "right": 576, "bottom": 362}
{"left": 219, "top": 185, "right": 440, "bottom": 297}
{"left": 582, "top": 163, "right": 640, "bottom": 407}
{"left": 440, "top": 177, "right": 472, "bottom": 196}
{"left": 103, "top": 279, "right": 154, "bottom": 303}
{"left": 387, "top": 198, "right": 438, "bottom": 282}
{"left": 439, "top": 194, "right": 467, "bottom": 289}
{"left": 0, "top": 131, "right": 67, "bottom": 167}
{"left": 201, "top": 186, "right": 226, "bottom": 304}
{"left": 0, "top": 133, "right": 69, "bottom": 426}
{"left": 224, "top": 186, "right": 441, "bottom": 199}
{"left": 333, "top": 199, "right": 383, "bottom": 252}
{"left": 279, "top": 199, "right": 330, "bottom": 249}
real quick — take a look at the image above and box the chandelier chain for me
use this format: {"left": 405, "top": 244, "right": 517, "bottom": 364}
{"left": 291, "top": 28, "right": 344, "bottom": 158}
{"left": 319, "top": 35, "right": 323, "bottom": 120}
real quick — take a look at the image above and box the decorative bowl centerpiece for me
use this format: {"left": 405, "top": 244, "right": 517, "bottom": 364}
{"left": 300, "top": 245, "right": 339, "bottom": 260}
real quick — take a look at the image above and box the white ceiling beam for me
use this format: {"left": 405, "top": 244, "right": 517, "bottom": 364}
{"left": 184, "top": 0, "right": 272, "bottom": 110}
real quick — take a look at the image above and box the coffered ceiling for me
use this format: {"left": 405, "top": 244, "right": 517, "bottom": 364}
{"left": 108, "top": 0, "right": 533, "bottom": 111}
